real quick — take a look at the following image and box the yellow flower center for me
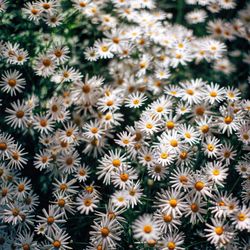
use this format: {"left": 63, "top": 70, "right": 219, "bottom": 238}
{"left": 112, "top": 159, "right": 121, "bottom": 167}
{"left": 143, "top": 225, "right": 152, "bottom": 233}
{"left": 163, "top": 214, "right": 172, "bottom": 222}
{"left": 224, "top": 116, "right": 233, "bottom": 124}
{"left": 53, "top": 240, "right": 61, "bottom": 248}
{"left": 120, "top": 173, "right": 129, "bottom": 182}
{"left": 212, "top": 169, "right": 220, "bottom": 176}
{"left": 214, "top": 226, "right": 224, "bottom": 235}
{"left": 156, "top": 106, "right": 164, "bottom": 112}
{"left": 170, "top": 139, "right": 178, "bottom": 147}
{"left": 191, "top": 203, "right": 199, "bottom": 212}
{"left": 47, "top": 216, "right": 55, "bottom": 224}
{"left": 146, "top": 123, "right": 153, "bottom": 129}
{"left": 91, "top": 127, "right": 98, "bottom": 134}
{"left": 133, "top": 99, "right": 140, "bottom": 105}
{"left": 237, "top": 213, "right": 246, "bottom": 221}
{"left": 166, "top": 121, "right": 175, "bottom": 129}
{"left": 210, "top": 91, "right": 217, "bottom": 97}
{"left": 0, "top": 142, "right": 7, "bottom": 151}
{"left": 169, "top": 199, "right": 177, "bottom": 207}
{"left": 194, "top": 181, "right": 204, "bottom": 191}
{"left": 16, "top": 110, "right": 24, "bottom": 118}
{"left": 8, "top": 79, "right": 17, "bottom": 87}
{"left": 201, "top": 125, "right": 209, "bottom": 133}
{"left": 207, "top": 144, "right": 214, "bottom": 151}
{"left": 179, "top": 175, "right": 188, "bottom": 184}
{"left": 167, "top": 241, "right": 176, "bottom": 250}
{"left": 58, "top": 199, "right": 65, "bottom": 207}
{"left": 84, "top": 198, "right": 92, "bottom": 206}
{"left": 186, "top": 89, "right": 194, "bottom": 95}
{"left": 101, "top": 46, "right": 109, "bottom": 52}
{"left": 160, "top": 152, "right": 168, "bottom": 159}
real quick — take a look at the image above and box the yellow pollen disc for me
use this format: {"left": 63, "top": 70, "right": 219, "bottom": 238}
{"left": 224, "top": 151, "right": 231, "bottom": 158}
{"left": 194, "top": 181, "right": 204, "bottom": 191}
{"left": 210, "top": 46, "right": 217, "bottom": 51}
{"left": 144, "top": 155, "right": 152, "bottom": 162}
{"left": 212, "top": 169, "right": 220, "bottom": 176}
{"left": 8, "top": 79, "right": 17, "bottom": 87}
{"left": 112, "top": 37, "right": 120, "bottom": 44}
{"left": 243, "top": 134, "right": 249, "bottom": 140}
{"left": 176, "top": 53, "right": 182, "bottom": 59}
{"left": 227, "top": 92, "right": 235, "bottom": 98}
{"left": 86, "top": 186, "right": 94, "bottom": 193}
{"left": 167, "top": 241, "right": 176, "bottom": 250}
{"left": 42, "top": 59, "right": 51, "bottom": 67}
{"left": 224, "top": 116, "right": 233, "bottom": 124}
{"left": 166, "top": 121, "right": 175, "bottom": 129}
{"left": 47, "top": 216, "right": 55, "bottom": 224}
{"left": 16, "top": 110, "right": 24, "bottom": 118}
{"left": 179, "top": 175, "right": 188, "bottom": 184}
{"left": 22, "top": 244, "right": 30, "bottom": 250}
{"left": 207, "top": 144, "right": 214, "bottom": 151}
{"left": 237, "top": 213, "right": 246, "bottom": 221}
{"left": 143, "top": 225, "right": 152, "bottom": 233}
{"left": 154, "top": 165, "right": 162, "bottom": 173}
{"left": 184, "top": 132, "right": 191, "bottom": 139}
{"left": 40, "top": 119, "right": 47, "bottom": 127}
{"left": 12, "top": 208, "right": 20, "bottom": 216}
{"left": 201, "top": 125, "right": 209, "bottom": 133}
{"left": 140, "top": 62, "right": 146, "bottom": 68}
{"left": 156, "top": 106, "right": 164, "bottom": 112}
{"left": 170, "top": 139, "right": 178, "bottom": 147}
{"left": 106, "top": 100, "right": 114, "bottom": 106}
{"left": 146, "top": 123, "right": 153, "bottom": 129}
{"left": 122, "top": 139, "right": 129, "bottom": 144}
{"left": 53, "top": 240, "right": 61, "bottom": 248}
{"left": 160, "top": 152, "right": 168, "bottom": 159}
{"left": 91, "top": 127, "right": 98, "bottom": 134}
{"left": 42, "top": 3, "right": 51, "bottom": 9}
{"left": 101, "top": 227, "right": 110, "bottom": 237}
{"left": 84, "top": 199, "right": 92, "bottom": 206}
{"left": 58, "top": 199, "right": 65, "bottom": 207}
{"left": 210, "top": 91, "right": 217, "bottom": 97}
{"left": 186, "top": 89, "right": 194, "bottom": 95}
{"left": 178, "top": 43, "right": 183, "bottom": 48}
{"left": 18, "top": 184, "right": 25, "bottom": 192}
{"left": 105, "top": 114, "right": 112, "bottom": 120}
{"left": 120, "top": 173, "right": 129, "bottom": 182}
{"left": 112, "top": 159, "right": 121, "bottom": 167}
{"left": 163, "top": 214, "right": 172, "bottom": 222}
{"left": 169, "top": 199, "right": 177, "bottom": 207}
{"left": 147, "top": 239, "right": 157, "bottom": 247}
{"left": 60, "top": 183, "right": 67, "bottom": 190}
{"left": 117, "top": 196, "right": 124, "bottom": 202}
{"left": 214, "top": 226, "right": 224, "bottom": 235}
{"left": 196, "top": 107, "right": 205, "bottom": 116}
{"left": 0, "top": 142, "right": 7, "bottom": 150}
{"left": 82, "top": 85, "right": 90, "bottom": 93}
{"left": 191, "top": 203, "right": 199, "bottom": 212}
{"left": 133, "top": 99, "right": 140, "bottom": 105}
{"left": 180, "top": 151, "right": 188, "bottom": 160}
{"left": 101, "top": 46, "right": 108, "bottom": 52}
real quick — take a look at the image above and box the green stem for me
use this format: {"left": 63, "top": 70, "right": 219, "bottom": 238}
{"left": 186, "top": 240, "right": 207, "bottom": 249}
{"left": 229, "top": 177, "right": 240, "bottom": 193}
{"left": 176, "top": 0, "right": 184, "bottom": 24}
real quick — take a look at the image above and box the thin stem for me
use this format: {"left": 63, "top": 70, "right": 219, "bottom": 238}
{"left": 229, "top": 176, "right": 240, "bottom": 193}
{"left": 176, "top": 0, "right": 184, "bottom": 24}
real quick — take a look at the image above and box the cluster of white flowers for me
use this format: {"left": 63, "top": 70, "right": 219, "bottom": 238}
{"left": 0, "top": 0, "right": 249, "bottom": 249}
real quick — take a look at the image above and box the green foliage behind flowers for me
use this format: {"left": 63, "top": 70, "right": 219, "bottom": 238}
{"left": 0, "top": 0, "right": 249, "bottom": 249}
